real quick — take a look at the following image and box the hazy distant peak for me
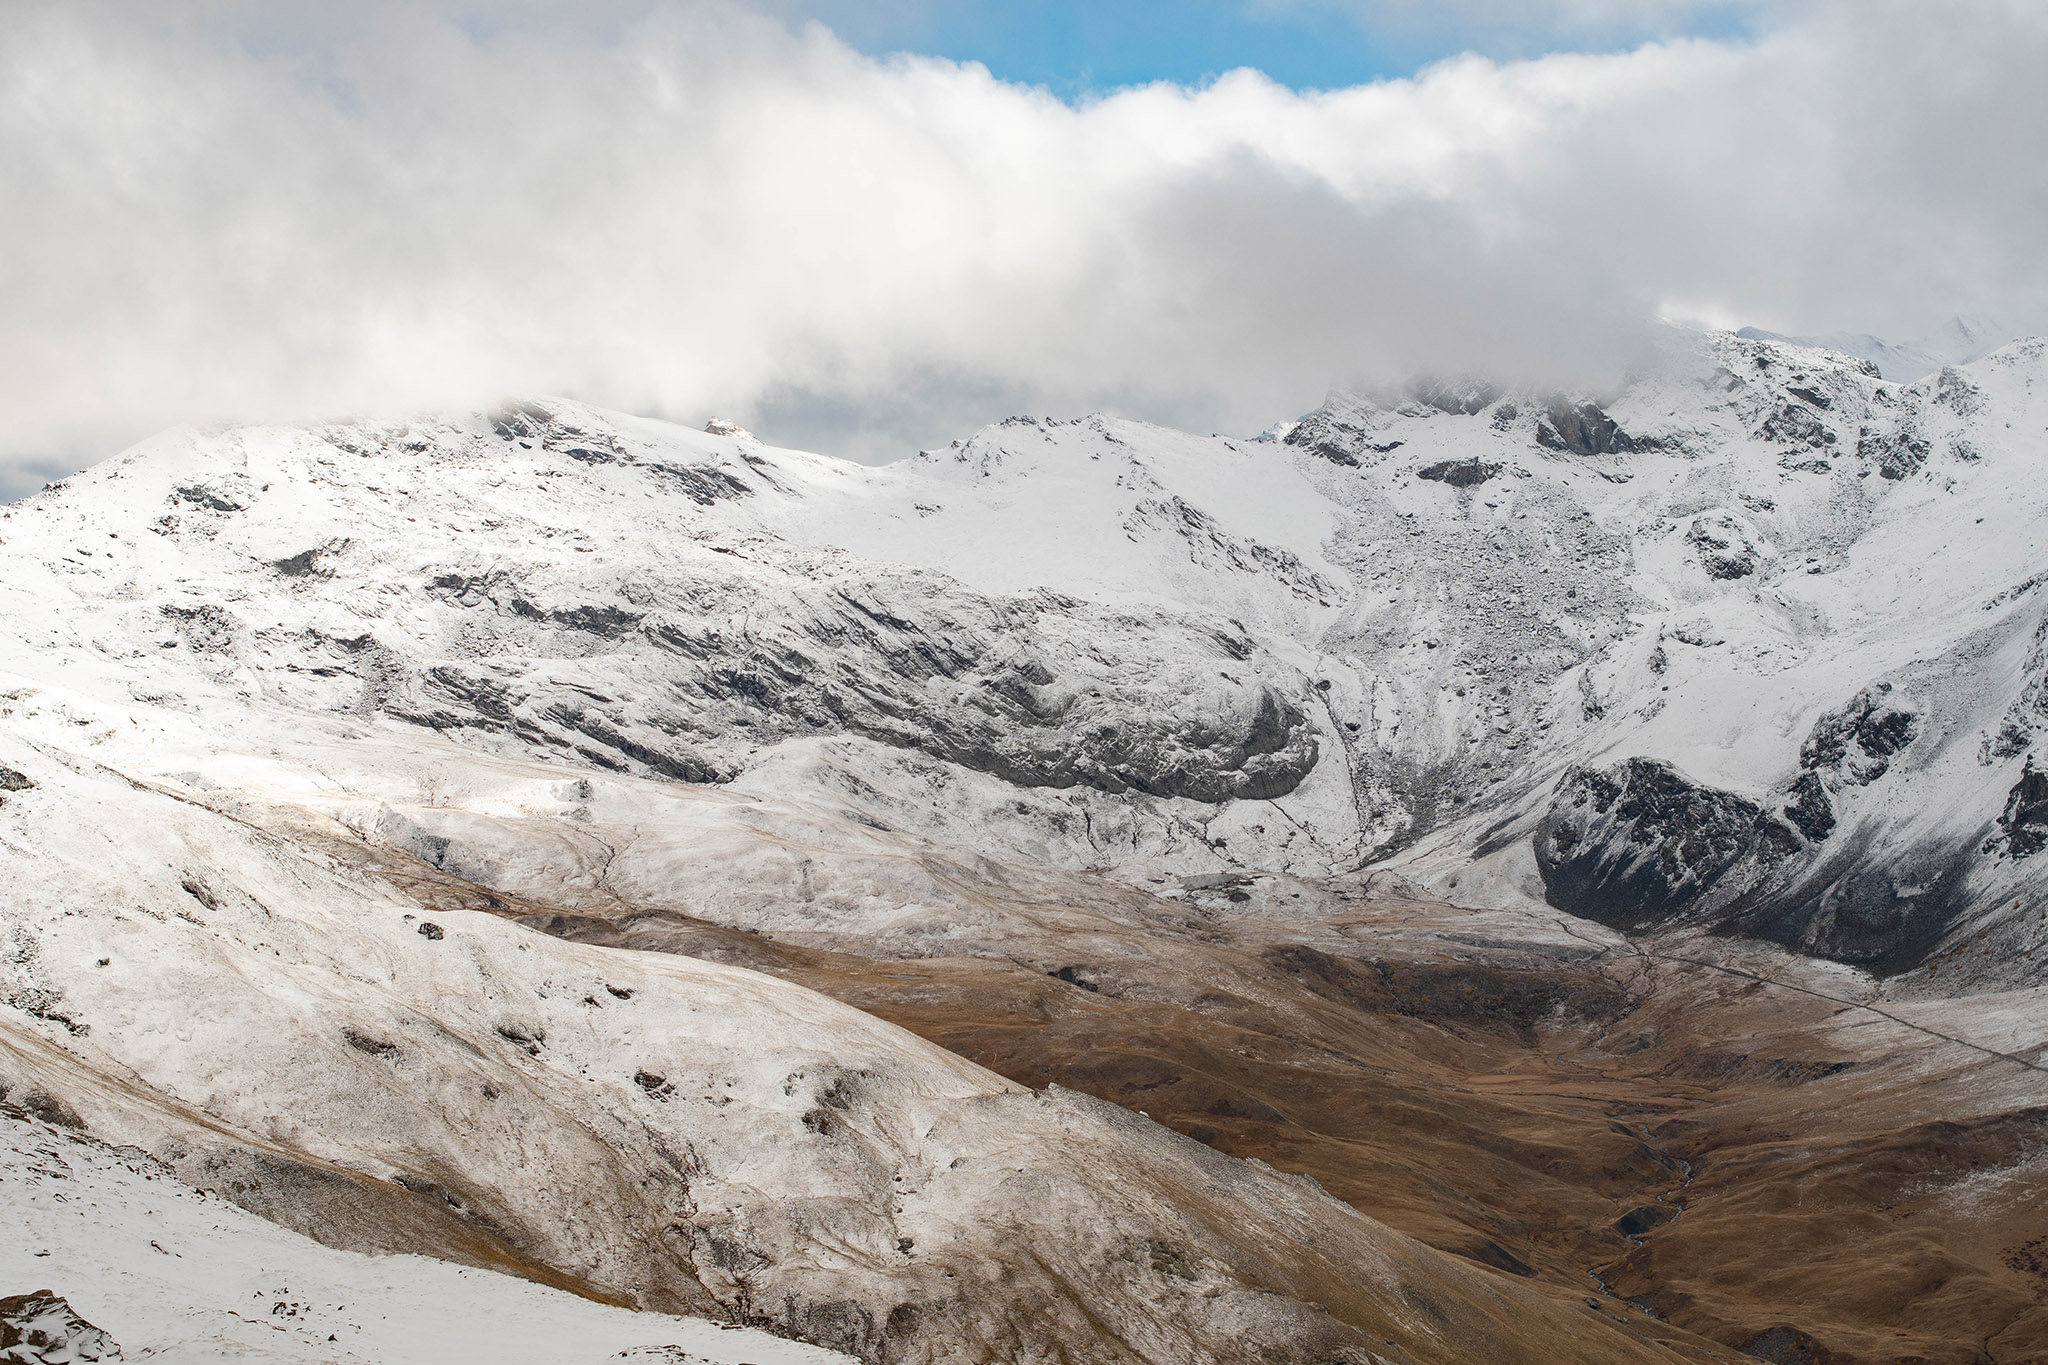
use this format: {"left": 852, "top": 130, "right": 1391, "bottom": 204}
{"left": 1736, "top": 314, "right": 2015, "bottom": 381}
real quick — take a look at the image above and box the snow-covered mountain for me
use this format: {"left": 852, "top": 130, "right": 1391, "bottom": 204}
{"left": 8, "top": 329, "right": 2041, "bottom": 986}
{"left": 4, "top": 325, "right": 2047, "bottom": 1361}
{"left": 1737, "top": 314, "right": 2015, "bottom": 381}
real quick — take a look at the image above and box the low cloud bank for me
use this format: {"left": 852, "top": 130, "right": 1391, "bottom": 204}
{"left": 2, "top": 0, "right": 2044, "bottom": 485}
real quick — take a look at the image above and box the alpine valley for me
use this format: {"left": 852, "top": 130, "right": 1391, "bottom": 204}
{"left": 5, "top": 327, "right": 2048, "bottom": 1363}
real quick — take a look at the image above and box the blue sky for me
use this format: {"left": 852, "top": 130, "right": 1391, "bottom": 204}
{"left": 792, "top": 1, "right": 1421, "bottom": 91}
{"left": 785, "top": 1, "right": 1762, "bottom": 94}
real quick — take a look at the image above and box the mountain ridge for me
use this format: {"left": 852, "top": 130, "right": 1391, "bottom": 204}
{"left": 6, "top": 330, "right": 2046, "bottom": 990}
{"left": 1735, "top": 314, "right": 2015, "bottom": 382}
{"left": 5, "top": 327, "right": 2048, "bottom": 1362}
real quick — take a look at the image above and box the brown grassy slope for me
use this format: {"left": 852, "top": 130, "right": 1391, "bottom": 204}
{"left": 343, "top": 814, "right": 2048, "bottom": 1364}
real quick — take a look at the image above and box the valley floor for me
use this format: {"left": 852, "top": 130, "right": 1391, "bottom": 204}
{"left": 226, "top": 761, "right": 2048, "bottom": 1363}
{"left": 530, "top": 863, "right": 2048, "bottom": 1364}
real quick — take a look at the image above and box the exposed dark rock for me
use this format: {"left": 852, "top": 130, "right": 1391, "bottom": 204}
{"left": 1541, "top": 751, "right": 1984, "bottom": 975}
{"left": 1799, "top": 684, "right": 1918, "bottom": 784}
{"left": 536, "top": 705, "right": 727, "bottom": 785}
{"left": 494, "top": 1024, "right": 543, "bottom": 1057}
{"left": 343, "top": 1029, "right": 399, "bottom": 1058}
{"left": 1987, "top": 717, "right": 2036, "bottom": 763}
{"left": 1782, "top": 771, "right": 1835, "bottom": 841}
{"left": 1534, "top": 759, "right": 1801, "bottom": 930}
{"left": 548, "top": 604, "right": 642, "bottom": 638}
{"left": 646, "top": 463, "right": 753, "bottom": 506}
{"left": 271, "top": 549, "right": 323, "bottom": 577}
{"left": 1984, "top": 619, "right": 2048, "bottom": 764}
{"left": 6, "top": 1091, "right": 85, "bottom": 1131}
{"left": 1991, "top": 758, "right": 2048, "bottom": 859}
{"left": 0, "top": 1290, "right": 122, "bottom": 1362}
{"left": 172, "top": 484, "right": 247, "bottom": 513}
{"left": 1758, "top": 404, "right": 1836, "bottom": 449}
{"left": 1857, "top": 426, "right": 1930, "bottom": 480}
{"left": 1935, "top": 366, "right": 1984, "bottom": 416}
{"left": 1281, "top": 417, "right": 1400, "bottom": 466}
{"left": 1761, "top": 832, "right": 1978, "bottom": 974}
{"left": 1124, "top": 496, "right": 1338, "bottom": 605}
{"left": 1614, "top": 1204, "right": 1679, "bottom": 1238}
{"left": 1578, "top": 670, "right": 1605, "bottom": 720}
{"left": 1415, "top": 459, "right": 1503, "bottom": 488}
{"left": 1050, "top": 966, "right": 1100, "bottom": 993}
{"left": 356, "top": 530, "right": 1319, "bottom": 804}
{"left": 1686, "top": 517, "right": 1757, "bottom": 580}
{"left": 159, "top": 603, "right": 240, "bottom": 654}
{"left": 648, "top": 588, "right": 1319, "bottom": 802}
{"left": 1535, "top": 399, "right": 1641, "bottom": 457}
{"left": 426, "top": 572, "right": 488, "bottom": 606}
{"left": 0, "top": 979, "right": 84, "bottom": 1036}
{"left": 0, "top": 766, "right": 32, "bottom": 793}
{"left": 414, "top": 667, "right": 521, "bottom": 729}
{"left": 417, "top": 921, "right": 445, "bottom": 940}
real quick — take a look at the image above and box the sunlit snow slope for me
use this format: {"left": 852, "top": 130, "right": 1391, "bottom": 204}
{"left": 6, "top": 330, "right": 2042, "bottom": 985}
{"left": 2, "top": 326, "right": 2045, "bottom": 1363}
{"left": 1, "top": 1108, "right": 852, "bottom": 1365}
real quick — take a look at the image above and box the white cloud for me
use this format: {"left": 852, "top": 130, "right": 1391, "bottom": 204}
{"left": 1, "top": 0, "right": 2044, "bottom": 487}
{"left": 1284, "top": 0, "right": 1780, "bottom": 33}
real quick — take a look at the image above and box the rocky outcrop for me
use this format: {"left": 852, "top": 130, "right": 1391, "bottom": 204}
{"left": 1536, "top": 398, "right": 1642, "bottom": 457}
{"left": 1687, "top": 515, "right": 1759, "bottom": 580}
{"left": 1415, "top": 458, "right": 1502, "bottom": 488}
{"left": 1985, "top": 618, "right": 2048, "bottom": 761}
{"left": 392, "top": 570, "right": 1322, "bottom": 804}
{"left": 1534, "top": 758, "right": 1801, "bottom": 930}
{"left": 1799, "top": 684, "right": 1919, "bottom": 783}
{"left": 1775, "top": 683, "right": 1920, "bottom": 840}
{"left": 1782, "top": 771, "right": 1835, "bottom": 841}
{"left": 489, "top": 401, "right": 754, "bottom": 505}
{"left": 1757, "top": 402, "right": 1836, "bottom": 450}
{"left": 1857, "top": 425, "right": 1931, "bottom": 480}
{"left": 1538, "top": 717, "right": 1973, "bottom": 972}
{"left": 1281, "top": 414, "right": 1401, "bottom": 467}
{"left": 1990, "top": 758, "right": 2048, "bottom": 859}
{"left": 0, "top": 1291, "right": 121, "bottom": 1363}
